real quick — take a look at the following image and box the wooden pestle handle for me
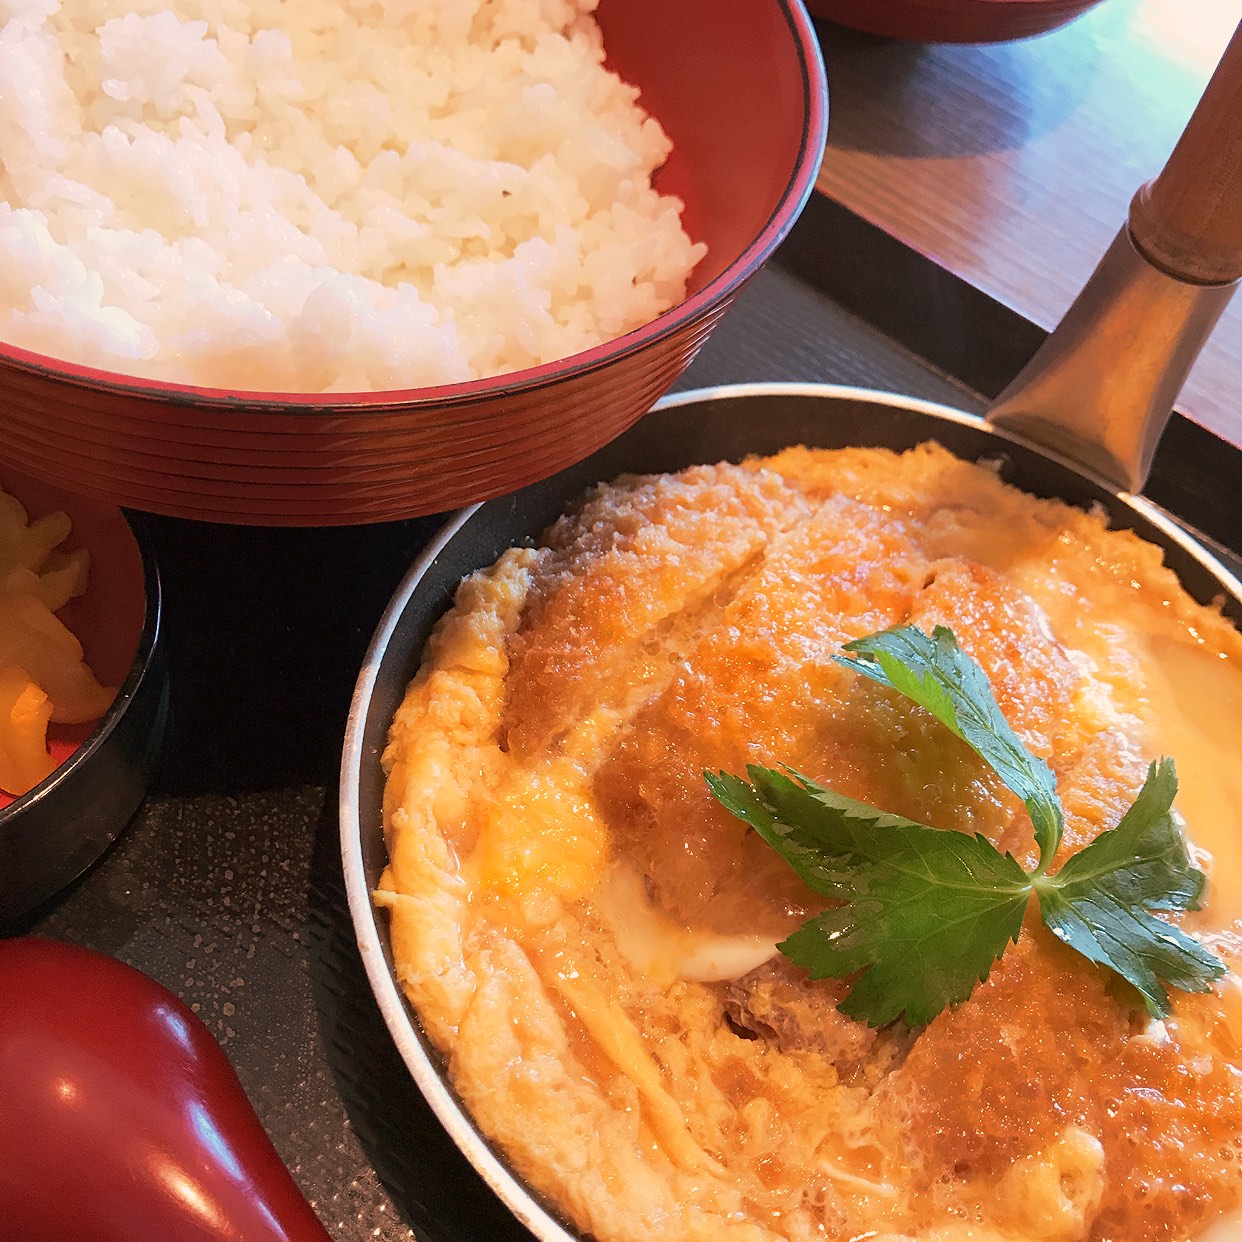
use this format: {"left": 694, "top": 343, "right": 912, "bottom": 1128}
{"left": 1129, "top": 21, "right": 1242, "bottom": 285}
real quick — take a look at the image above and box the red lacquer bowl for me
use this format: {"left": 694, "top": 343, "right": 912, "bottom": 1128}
{"left": 0, "top": 0, "right": 827, "bottom": 527}
{"left": 807, "top": 0, "right": 1106, "bottom": 43}
{"left": 0, "top": 471, "right": 165, "bottom": 919}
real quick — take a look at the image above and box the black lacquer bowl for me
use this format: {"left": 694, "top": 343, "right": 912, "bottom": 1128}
{"left": 0, "top": 471, "right": 166, "bottom": 921}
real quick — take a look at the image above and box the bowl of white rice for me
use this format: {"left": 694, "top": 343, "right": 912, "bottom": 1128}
{"left": 0, "top": 0, "right": 826, "bottom": 525}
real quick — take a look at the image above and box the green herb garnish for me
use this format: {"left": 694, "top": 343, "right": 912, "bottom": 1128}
{"left": 706, "top": 624, "right": 1224, "bottom": 1027}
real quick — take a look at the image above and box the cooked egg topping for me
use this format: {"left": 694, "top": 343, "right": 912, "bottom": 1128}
{"left": 468, "top": 757, "right": 610, "bottom": 905}
{"left": 380, "top": 445, "right": 1242, "bottom": 1242}
{"left": 1137, "top": 635, "right": 1242, "bottom": 925}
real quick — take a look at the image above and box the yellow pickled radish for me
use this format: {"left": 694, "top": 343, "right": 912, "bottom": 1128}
{"left": 0, "top": 666, "right": 57, "bottom": 796}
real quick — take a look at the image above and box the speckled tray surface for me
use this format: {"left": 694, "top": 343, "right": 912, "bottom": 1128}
{"left": 10, "top": 199, "right": 1241, "bottom": 1241}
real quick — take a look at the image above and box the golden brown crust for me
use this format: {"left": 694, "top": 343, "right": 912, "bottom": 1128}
{"left": 378, "top": 443, "right": 1242, "bottom": 1242}
{"left": 503, "top": 464, "right": 809, "bottom": 759}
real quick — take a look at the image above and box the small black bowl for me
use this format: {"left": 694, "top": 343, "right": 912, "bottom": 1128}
{"left": 0, "top": 473, "right": 167, "bottom": 921}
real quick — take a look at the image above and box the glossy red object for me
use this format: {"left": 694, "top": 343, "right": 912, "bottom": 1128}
{"left": 807, "top": 0, "right": 1106, "bottom": 43}
{"left": 0, "top": 938, "right": 332, "bottom": 1242}
{"left": 0, "top": 0, "right": 827, "bottom": 526}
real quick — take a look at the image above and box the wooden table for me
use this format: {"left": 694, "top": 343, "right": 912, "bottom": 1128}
{"left": 815, "top": 0, "right": 1242, "bottom": 448}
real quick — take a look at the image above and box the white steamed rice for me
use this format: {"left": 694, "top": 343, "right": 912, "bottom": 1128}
{"left": 0, "top": 0, "right": 705, "bottom": 392}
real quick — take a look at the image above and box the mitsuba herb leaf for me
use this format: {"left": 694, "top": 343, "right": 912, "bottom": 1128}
{"left": 706, "top": 768, "right": 1029, "bottom": 1027}
{"left": 837, "top": 625, "right": 1063, "bottom": 869}
{"left": 1034, "top": 757, "right": 1224, "bottom": 1015}
{"left": 707, "top": 626, "right": 1224, "bottom": 1027}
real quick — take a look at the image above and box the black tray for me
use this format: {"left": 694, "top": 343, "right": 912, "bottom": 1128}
{"left": 11, "top": 192, "right": 1241, "bottom": 1241}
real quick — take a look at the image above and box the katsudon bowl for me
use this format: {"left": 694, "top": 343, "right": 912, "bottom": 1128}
{"left": 0, "top": 0, "right": 826, "bottom": 527}
{"left": 341, "top": 384, "right": 1242, "bottom": 1242}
